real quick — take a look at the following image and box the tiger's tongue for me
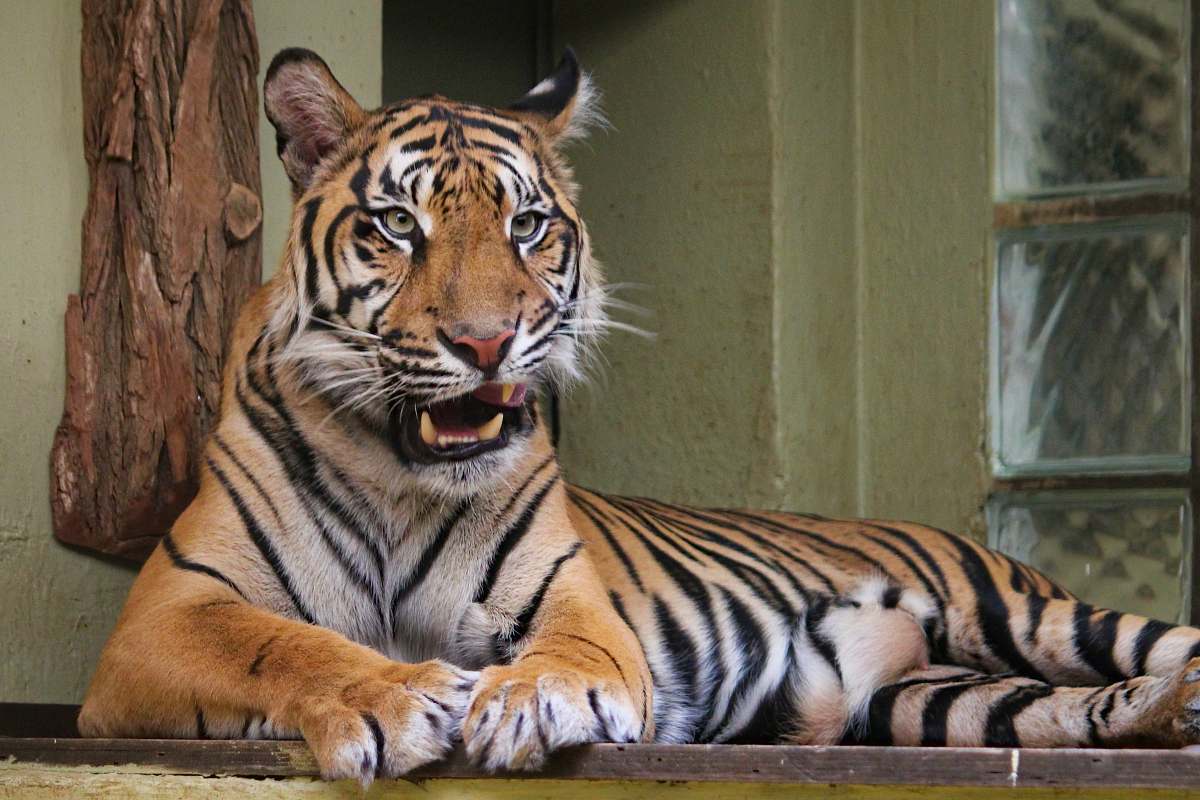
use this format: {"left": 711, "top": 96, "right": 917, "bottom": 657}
{"left": 471, "top": 382, "right": 527, "bottom": 408}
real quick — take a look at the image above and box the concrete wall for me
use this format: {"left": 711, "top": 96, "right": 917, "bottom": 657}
{"left": 0, "top": 0, "right": 382, "bottom": 703}
{"left": 256, "top": 1, "right": 382, "bottom": 277}
{"left": 552, "top": 0, "right": 993, "bottom": 533}
{"left": 553, "top": 1, "right": 783, "bottom": 508}
{"left": 855, "top": 1, "right": 992, "bottom": 535}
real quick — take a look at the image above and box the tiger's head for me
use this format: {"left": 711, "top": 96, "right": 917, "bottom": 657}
{"left": 261, "top": 48, "right": 605, "bottom": 487}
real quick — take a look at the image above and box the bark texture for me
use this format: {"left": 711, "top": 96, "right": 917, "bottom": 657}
{"left": 52, "top": 0, "right": 262, "bottom": 559}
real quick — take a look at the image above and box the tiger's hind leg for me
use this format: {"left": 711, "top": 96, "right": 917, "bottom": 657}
{"left": 854, "top": 659, "right": 1200, "bottom": 748}
{"left": 786, "top": 579, "right": 936, "bottom": 744}
{"left": 875, "top": 525, "right": 1200, "bottom": 685}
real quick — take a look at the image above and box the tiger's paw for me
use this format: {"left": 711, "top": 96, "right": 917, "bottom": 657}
{"left": 462, "top": 660, "right": 641, "bottom": 771}
{"left": 1149, "top": 656, "right": 1200, "bottom": 746}
{"left": 296, "top": 659, "right": 477, "bottom": 784}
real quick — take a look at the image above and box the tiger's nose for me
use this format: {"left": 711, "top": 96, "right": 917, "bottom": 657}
{"left": 439, "top": 327, "right": 516, "bottom": 374}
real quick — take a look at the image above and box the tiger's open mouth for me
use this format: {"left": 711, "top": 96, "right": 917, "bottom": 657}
{"left": 394, "top": 382, "right": 532, "bottom": 463}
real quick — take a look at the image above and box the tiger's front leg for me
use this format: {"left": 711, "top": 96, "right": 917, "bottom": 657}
{"left": 457, "top": 499, "right": 654, "bottom": 771}
{"left": 80, "top": 539, "right": 477, "bottom": 783}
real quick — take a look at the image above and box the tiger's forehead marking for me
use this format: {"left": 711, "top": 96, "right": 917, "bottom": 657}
{"left": 356, "top": 102, "right": 546, "bottom": 216}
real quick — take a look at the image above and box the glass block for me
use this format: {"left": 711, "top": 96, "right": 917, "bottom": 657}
{"left": 992, "top": 217, "right": 1190, "bottom": 476}
{"left": 996, "top": 0, "right": 1189, "bottom": 199}
{"left": 988, "top": 490, "right": 1191, "bottom": 623}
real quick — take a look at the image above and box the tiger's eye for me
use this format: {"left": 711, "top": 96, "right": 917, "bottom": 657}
{"left": 382, "top": 209, "right": 416, "bottom": 236}
{"left": 511, "top": 212, "right": 540, "bottom": 240}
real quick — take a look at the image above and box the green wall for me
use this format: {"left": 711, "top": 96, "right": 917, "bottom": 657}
{"left": 855, "top": 1, "right": 992, "bottom": 536}
{"left": 0, "top": 0, "right": 382, "bottom": 703}
{"left": 552, "top": 0, "right": 783, "bottom": 508}
{"left": 1, "top": 0, "right": 994, "bottom": 702}
{"left": 257, "top": 1, "right": 382, "bottom": 277}
{"left": 548, "top": 0, "right": 993, "bottom": 533}
{"left": 0, "top": 0, "right": 137, "bottom": 705}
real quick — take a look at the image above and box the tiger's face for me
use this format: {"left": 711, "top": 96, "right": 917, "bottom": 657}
{"left": 263, "top": 49, "right": 604, "bottom": 488}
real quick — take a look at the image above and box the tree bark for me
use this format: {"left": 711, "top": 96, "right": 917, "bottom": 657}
{"left": 52, "top": 0, "right": 262, "bottom": 560}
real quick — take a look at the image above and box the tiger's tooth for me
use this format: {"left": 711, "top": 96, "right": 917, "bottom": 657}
{"left": 477, "top": 412, "right": 504, "bottom": 441}
{"left": 420, "top": 411, "right": 437, "bottom": 446}
{"left": 501, "top": 383, "right": 515, "bottom": 404}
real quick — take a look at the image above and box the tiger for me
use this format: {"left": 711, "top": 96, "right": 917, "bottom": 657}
{"left": 79, "top": 46, "right": 1200, "bottom": 783}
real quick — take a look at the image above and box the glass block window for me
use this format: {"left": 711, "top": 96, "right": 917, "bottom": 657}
{"left": 991, "top": 0, "right": 1196, "bottom": 624}
{"left": 988, "top": 491, "right": 1192, "bottom": 622}
{"left": 992, "top": 217, "right": 1190, "bottom": 475}
{"left": 996, "top": 0, "right": 1190, "bottom": 198}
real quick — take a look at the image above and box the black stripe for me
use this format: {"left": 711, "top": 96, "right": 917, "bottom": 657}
{"left": 858, "top": 683, "right": 905, "bottom": 745}
{"left": 1025, "top": 593, "right": 1047, "bottom": 646}
{"left": 507, "top": 542, "right": 584, "bottom": 646}
{"left": 1073, "top": 605, "right": 1125, "bottom": 683}
{"left": 324, "top": 205, "right": 357, "bottom": 315}
{"left": 389, "top": 113, "right": 430, "bottom": 139}
{"left": 867, "top": 523, "right": 954, "bottom": 598}
{"left": 606, "top": 496, "right": 704, "bottom": 565}
{"left": 248, "top": 636, "right": 277, "bottom": 676}
{"left": 551, "top": 632, "right": 630, "bottom": 690}
{"left": 393, "top": 133, "right": 437, "bottom": 153}
{"left": 391, "top": 500, "right": 470, "bottom": 618}
{"left": 568, "top": 489, "right": 646, "bottom": 592}
{"left": 983, "top": 683, "right": 1056, "bottom": 747}
{"left": 803, "top": 597, "right": 843, "bottom": 679}
{"left": 160, "top": 531, "right": 247, "bottom": 600}
{"left": 496, "top": 453, "right": 556, "bottom": 521}
{"left": 699, "top": 509, "right": 866, "bottom": 592}
{"left": 457, "top": 113, "right": 524, "bottom": 145}
{"left": 238, "top": 357, "right": 387, "bottom": 577}
{"left": 1083, "top": 687, "right": 1106, "bottom": 745}
{"left": 728, "top": 640, "right": 797, "bottom": 744}
{"left": 232, "top": 384, "right": 386, "bottom": 627}
{"left": 581, "top": 494, "right": 726, "bottom": 740}
{"left": 707, "top": 587, "right": 770, "bottom": 742}
{"left": 212, "top": 435, "right": 291, "bottom": 538}
{"left": 653, "top": 596, "right": 702, "bottom": 731}
{"left": 1131, "top": 619, "right": 1174, "bottom": 676}
{"left": 299, "top": 198, "right": 323, "bottom": 304}
{"left": 362, "top": 713, "right": 385, "bottom": 779}
{"left": 856, "top": 528, "right": 948, "bottom": 655}
{"left": 213, "top": 431, "right": 384, "bottom": 623}
{"left": 920, "top": 682, "right": 976, "bottom": 745}
{"left": 944, "top": 536, "right": 1046, "bottom": 681}
{"left": 638, "top": 500, "right": 808, "bottom": 609}
{"left": 473, "top": 474, "right": 559, "bottom": 603}
{"left": 1098, "top": 688, "right": 1118, "bottom": 723}
{"left": 196, "top": 708, "right": 208, "bottom": 739}
{"left": 609, "top": 590, "right": 633, "bottom": 628}
{"left": 206, "top": 456, "right": 314, "bottom": 623}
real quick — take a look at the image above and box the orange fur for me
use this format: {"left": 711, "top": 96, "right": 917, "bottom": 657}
{"left": 81, "top": 48, "right": 1200, "bottom": 780}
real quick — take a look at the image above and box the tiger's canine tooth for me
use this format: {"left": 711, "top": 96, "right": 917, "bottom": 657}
{"left": 477, "top": 413, "right": 504, "bottom": 441}
{"left": 500, "top": 383, "right": 515, "bottom": 404}
{"left": 420, "top": 411, "right": 438, "bottom": 446}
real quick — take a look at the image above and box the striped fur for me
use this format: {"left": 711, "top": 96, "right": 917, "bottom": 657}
{"left": 80, "top": 48, "right": 1200, "bottom": 782}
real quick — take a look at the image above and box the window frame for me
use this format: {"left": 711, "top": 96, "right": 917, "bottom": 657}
{"left": 988, "top": 0, "right": 1200, "bottom": 624}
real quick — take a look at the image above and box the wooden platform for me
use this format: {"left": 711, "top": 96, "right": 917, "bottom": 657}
{"left": 3, "top": 703, "right": 1200, "bottom": 797}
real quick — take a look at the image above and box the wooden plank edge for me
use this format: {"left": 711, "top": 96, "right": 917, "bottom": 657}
{"left": 4, "top": 740, "right": 1200, "bottom": 788}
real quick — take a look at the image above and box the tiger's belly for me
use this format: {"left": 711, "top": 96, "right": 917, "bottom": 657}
{"left": 564, "top": 488, "right": 862, "bottom": 744}
{"left": 613, "top": 582, "right": 801, "bottom": 743}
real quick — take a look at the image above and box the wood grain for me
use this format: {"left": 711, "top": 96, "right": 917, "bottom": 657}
{"left": 2, "top": 737, "right": 1200, "bottom": 789}
{"left": 51, "top": 0, "right": 262, "bottom": 559}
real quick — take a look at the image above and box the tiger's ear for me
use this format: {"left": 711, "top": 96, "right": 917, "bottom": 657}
{"left": 508, "top": 47, "right": 601, "bottom": 142}
{"left": 264, "top": 48, "right": 366, "bottom": 193}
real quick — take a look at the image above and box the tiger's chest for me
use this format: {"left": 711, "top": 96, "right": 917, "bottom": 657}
{"left": 266, "top": 498, "right": 512, "bottom": 667}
